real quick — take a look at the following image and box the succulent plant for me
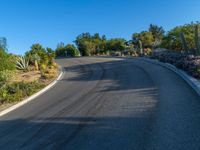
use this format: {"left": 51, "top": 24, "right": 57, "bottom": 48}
{"left": 138, "top": 40, "right": 143, "bottom": 55}
{"left": 16, "top": 56, "right": 29, "bottom": 71}
{"left": 180, "top": 32, "right": 189, "bottom": 54}
{"left": 194, "top": 25, "right": 200, "bottom": 55}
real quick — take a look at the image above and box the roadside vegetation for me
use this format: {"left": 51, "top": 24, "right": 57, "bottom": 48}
{"left": 1, "top": 21, "right": 199, "bottom": 105}
{"left": 0, "top": 40, "right": 58, "bottom": 104}
{"left": 151, "top": 22, "right": 200, "bottom": 79}
{"left": 55, "top": 22, "right": 200, "bottom": 79}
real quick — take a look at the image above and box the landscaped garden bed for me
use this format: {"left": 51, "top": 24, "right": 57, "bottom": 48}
{"left": 0, "top": 43, "right": 59, "bottom": 108}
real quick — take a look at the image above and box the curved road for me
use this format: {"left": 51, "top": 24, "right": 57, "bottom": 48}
{"left": 0, "top": 57, "right": 200, "bottom": 150}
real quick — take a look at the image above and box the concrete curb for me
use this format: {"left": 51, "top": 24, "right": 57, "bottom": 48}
{"left": 139, "top": 57, "right": 200, "bottom": 97}
{"left": 0, "top": 68, "right": 64, "bottom": 117}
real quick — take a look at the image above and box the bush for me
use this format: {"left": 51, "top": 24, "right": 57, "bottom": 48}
{"left": 25, "top": 44, "right": 56, "bottom": 71}
{"left": 0, "top": 70, "right": 15, "bottom": 85}
{"left": 151, "top": 49, "right": 200, "bottom": 78}
{"left": 106, "top": 38, "right": 126, "bottom": 52}
{"left": 161, "top": 23, "right": 199, "bottom": 51}
{"left": 65, "top": 44, "right": 80, "bottom": 57}
{"left": 0, "top": 53, "right": 16, "bottom": 71}
{"left": 56, "top": 44, "right": 80, "bottom": 57}
{"left": 0, "top": 81, "right": 45, "bottom": 103}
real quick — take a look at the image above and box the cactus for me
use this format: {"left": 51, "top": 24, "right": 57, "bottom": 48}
{"left": 194, "top": 25, "right": 200, "bottom": 55}
{"left": 138, "top": 40, "right": 143, "bottom": 55}
{"left": 16, "top": 56, "right": 29, "bottom": 71}
{"left": 180, "top": 32, "right": 189, "bottom": 54}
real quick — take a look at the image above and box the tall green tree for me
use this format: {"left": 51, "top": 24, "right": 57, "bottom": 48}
{"left": 55, "top": 43, "right": 80, "bottom": 57}
{"left": 55, "top": 42, "right": 67, "bottom": 57}
{"left": 106, "top": 38, "right": 126, "bottom": 51}
{"left": 0, "top": 37, "right": 7, "bottom": 52}
{"left": 0, "top": 37, "right": 15, "bottom": 71}
{"left": 149, "top": 24, "right": 165, "bottom": 47}
{"left": 132, "top": 31, "right": 154, "bottom": 48}
{"left": 65, "top": 44, "right": 80, "bottom": 57}
{"left": 75, "top": 33, "right": 107, "bottom": 56}
{"left": 161, "top": 23, "right": 199, "bottom": 51}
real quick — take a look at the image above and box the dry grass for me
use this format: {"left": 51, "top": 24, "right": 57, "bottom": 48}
{"left": 11, "top": 66, "right": 59, "bottom": 83}
{"left": 12, "top": 70, "right": 41, "bottom": 83}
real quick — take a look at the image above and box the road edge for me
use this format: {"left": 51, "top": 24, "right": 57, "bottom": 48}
{"left": 0, "top": 67, "right": 64, "bottom": 117}
{"left": 139, "top": 57, "right": 200, "bottom": 97}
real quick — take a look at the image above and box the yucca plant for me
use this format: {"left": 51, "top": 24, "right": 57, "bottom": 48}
{"left": 31, "top": 54, "right": 40, "bottom": 71}
{"left": 16, "top": 56, "right": 29, "bottom": 71}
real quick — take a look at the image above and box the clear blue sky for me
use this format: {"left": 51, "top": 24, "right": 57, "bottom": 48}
{"left": 1, "top": 0, "right": 199, "bottom": 54}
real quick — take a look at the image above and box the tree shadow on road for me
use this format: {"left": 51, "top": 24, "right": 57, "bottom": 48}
{"left": 0, "top": 58, "right": 160, "bottom": 150}
{"left": 59, "top": 58, "right": 157, "bottom": 94}
{"left": 0, "top": 115, "right": 155, "bottom": 150}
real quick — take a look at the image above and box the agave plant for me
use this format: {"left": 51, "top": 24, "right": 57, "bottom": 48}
{"left": 16, "top": 56, "right": 29, "bottom": 71}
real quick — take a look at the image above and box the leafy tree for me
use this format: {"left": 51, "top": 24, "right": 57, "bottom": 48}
{"left": 65, "top": 44, "right": 80, "bottom": 57}
{"left": 132, "top": 31, "right": 154, "bottom": 48}
{"left": 149, "top": 24, "right": 165, "bottom": 47}
{"left": 161, "top": 23, "right": 199, "bottom": 51}
{"left": 0, "top": 54, "right": 15, "bottom": 71}
{"left": 30, "top": 44, "right": 46, "bottom": 54}
{"left": 75, "top": 33, "right": 93, "bottom": 56}
{"left": 106, "top": 38, "right": 126, "bottom": 51}
{"left": 55, "top": 42, "right": 67, "bottom": 57}
{"left": 0, "top": 38, "right": 15, "bottom": 71}
{"left": 55, "top": 43, "right": 80, "bottom": 57}
{"left": 0, "top": 37, "right": 7, "bottom": 52}
{"left": 57, "top": 42, "right": 65, "bottom": 49}
{"left": 75, "top": 33, "right": 107, "bottom": 56}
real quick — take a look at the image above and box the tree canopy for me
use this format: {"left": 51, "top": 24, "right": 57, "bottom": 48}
{"left": 55, "top": 43, "right": 80, "bottom": 57}
{"left": 161, "top": 23, "right": 200, "bottom": 51}
{"left": 132, "top": 31, "right": 154, "bottom": 48}
{"left": 74, "top": 33, "right": 107, "bottom": 56}
{"left": 106, "top": 38, "right": 126, "bottom": 51}
{"left": 149, "top": 24, "right": 165, "bottom": 47}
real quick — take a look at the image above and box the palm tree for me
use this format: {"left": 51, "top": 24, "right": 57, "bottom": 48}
{"left": 32, "top": 54, "right": 40, "bottom": 71}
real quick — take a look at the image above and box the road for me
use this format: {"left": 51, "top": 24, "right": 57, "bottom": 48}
{"left": 0, "top": 57, "right": 200, "bottom": 150}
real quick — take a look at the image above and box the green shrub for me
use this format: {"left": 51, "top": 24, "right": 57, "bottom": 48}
{"left": 65, "top": 44, "right": 80, "bottom": 57}
{"left": 25, "top": 43, "right": 56, "bottom": 70}
{"left": 0, "top": 54, "right": 16, "bottom": 71}
{"left": 161, "top": 23, "right": 199, "bottom": 51}
{"left": 55, "top": 44, "right": 80, "bottom": 57}
{"left": 0, "top": 70, "right": 14, "bottom": 85}
{"left": 0, "top": 81, "right": 45, "bottom": 103}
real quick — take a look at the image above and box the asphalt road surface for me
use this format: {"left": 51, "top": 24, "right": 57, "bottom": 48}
{"left": 0, "top": 57, "right": 200, "bottom": 150}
